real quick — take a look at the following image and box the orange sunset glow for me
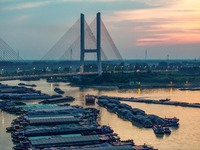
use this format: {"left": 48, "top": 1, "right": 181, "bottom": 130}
{"left": 105, "top": 0, "right": 200, "bottom": 46}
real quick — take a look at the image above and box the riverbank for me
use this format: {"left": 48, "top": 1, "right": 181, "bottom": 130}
{"left": 70, "top": 82, "right": 200, "bottom": 91}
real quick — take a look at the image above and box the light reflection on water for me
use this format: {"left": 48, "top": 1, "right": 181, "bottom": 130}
{"left": 1, "top": 79, "right": 200, "bottom": 150}
{"left": 0, "top": 109, "right": 16, "bottom": 150}
{"left": 1, "top": 112, "right": 5, "bottom": 128}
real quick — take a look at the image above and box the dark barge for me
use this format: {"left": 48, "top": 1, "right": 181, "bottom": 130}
{"left": 39, "top": 96, "right": 75, "bottom": 104}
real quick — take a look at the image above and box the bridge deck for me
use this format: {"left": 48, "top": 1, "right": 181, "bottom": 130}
{"left": 0, "top": 72, "right": 98, "bottom": 81}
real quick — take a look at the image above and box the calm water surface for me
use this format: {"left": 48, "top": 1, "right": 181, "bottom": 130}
{"left": 0, "top": 79, "right": 200, "bottom": 150}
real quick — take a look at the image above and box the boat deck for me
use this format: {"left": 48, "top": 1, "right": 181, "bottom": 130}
{"left": 24, "top": 126, "right": 98, "bottom": 136}
{"left": 47, "top": 145, "right": 134, "bottom": 150}
{"left": 29, "top": 117, "right": 81, "bottom": 125}
{"left": 31, "top": 135, "right": 100, "bottom": 147}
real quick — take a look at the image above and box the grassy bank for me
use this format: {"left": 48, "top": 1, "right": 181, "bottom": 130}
{"left": 69, "top": 72, "right": 200, "bottom": 88}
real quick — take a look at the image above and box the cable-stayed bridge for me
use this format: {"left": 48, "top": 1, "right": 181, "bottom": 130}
{"left": 0, "top": 38, "right": 22, "bottom": 61}
{"left": 42, "top": 12, "right": 123, "bottom": 75}
{"left": 0, "top": 12, "right": 122, "bottom": 76}
{"left": 42, "top": 13, "right": 122, "bottom": 61}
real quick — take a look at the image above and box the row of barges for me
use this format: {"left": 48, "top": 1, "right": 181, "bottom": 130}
{"left": 39, "top": 96, "right": 75, "bottom": 104}
{"left": 0, "top": 83, "right": 53, "bottom": 100}
{"left": 5, "top": 104, "right": 156, "bottom": 150}
{"left": 0, "top": 83, "right": 157, "bottom": 150}
{"left": 97, "top": 95, "right": 200, "bottom": 108}
{"left": 96, "top": 96, "right": 179, "bottom": 136}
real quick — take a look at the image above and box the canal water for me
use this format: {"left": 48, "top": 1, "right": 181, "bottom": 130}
{"left": 1, "top": 79, "right": 200, "bottom": 150}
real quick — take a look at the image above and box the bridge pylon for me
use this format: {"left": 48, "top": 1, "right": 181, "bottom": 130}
{"left": 80, "top": 12, "right": 102, "bottom": 75}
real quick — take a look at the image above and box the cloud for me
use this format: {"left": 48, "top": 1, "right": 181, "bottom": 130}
{"left": 137, "top": 38, "right": 170, "bottom": 45}
{"left": 105, "top": 0, "right": 200, "bottom": 46}
{"left": 0, "top": 1, "right": 50, "bottom": 11}
{"left": 135, "top": 0, "right": 178, "bottom": 7}
{"left": 16, "top": 15, "right": 30, "bottom": 22}
{"left": 0, "top": 0, "right": 15, "bottom": 2}
{"left": 0, "top": 0, "right": 167, "bottom": 12}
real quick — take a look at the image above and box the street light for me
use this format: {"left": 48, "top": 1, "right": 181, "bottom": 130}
{"left": 70, "top": 66, "right": 72, "bottom": 72}
{"left": 114, "top": 66, "right": 116, "bottom": 73}
{"left": 106, "top": 66, "right": 109, "bottom": 72}
{"left": 1, "top": 69, "right": 4, "bottom": 75}
{"left": 121, "top": 66, "right": 124, "bottom": 72}
{"left": 17, "top": 68, "right": 20, "bottom": 75}
{"left": 58, "top": 67, "right": 61, "bottom": 73}
{"left": 33, "top": 67, "right": 35, "bottom": 75}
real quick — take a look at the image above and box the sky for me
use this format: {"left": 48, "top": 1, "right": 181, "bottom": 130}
{"left": 0, "top": 0, "right": 200, "bottom": 60}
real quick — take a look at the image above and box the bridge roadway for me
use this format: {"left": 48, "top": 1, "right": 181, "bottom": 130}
{"left": 0, "top": 72, "right": 98, "bottom": 81}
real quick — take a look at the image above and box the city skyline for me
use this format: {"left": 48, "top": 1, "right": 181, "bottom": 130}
{"left": 0, "top": 0, "right": 200, "bottom": 60}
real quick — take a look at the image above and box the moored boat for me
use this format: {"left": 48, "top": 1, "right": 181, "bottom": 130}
{"left": 164, "top": 117, "right": 179, "bottom": 127}
{"left": 164, "top": 127, "right": 171, "bottom": 134}
{"left": 85, "top": 95, "right": 95, "bottom": 104}
{"left": 159, "top": 98, "right": 170, "bottom": 102}
{"left": 39, "top": 96, "right": 75, "bottom": 104}
{"left": 54, "top": 88, "right": 64, "bottom": 94}
{"left": 152, "top": 125, "right": 164, "bottom": 134}
{"left": 18, "top": 83, "right": 37, "bottom": 87}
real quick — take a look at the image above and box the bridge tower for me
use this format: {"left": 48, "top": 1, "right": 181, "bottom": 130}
{"left": 80, "top": 12, "right": 102, "bottom": 75}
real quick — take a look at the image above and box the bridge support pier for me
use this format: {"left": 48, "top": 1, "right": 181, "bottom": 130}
{"left": 80, "top": 13, "right": 85, "bottom": 74}
{"left": 80, "top": 12, "right": 102, "bottom": 76}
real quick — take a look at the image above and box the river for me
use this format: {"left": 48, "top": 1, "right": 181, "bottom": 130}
{"left": 0, "top": 79, "right": 200, "bottom": 150}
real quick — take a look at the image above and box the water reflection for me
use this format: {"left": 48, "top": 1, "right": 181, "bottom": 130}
{"left": 50, "top": 83, "right": 53, "bottom": 92}
{"left": 79, "top": 91, "right": 85, "bottom": 106}
{"left": 155, "top": 134, "right": 164, "bottom": 139}
{"left": 185, "top": 90, "right": 189, "bottom": 98}
{"left": 1, "top": 111, "right": 5, "bottom": 128}
{"left": 137, "top": 88, "right": 141, "bottom": 96}
{"left": 169, "top": 87, "right": 173, "bottom": 97}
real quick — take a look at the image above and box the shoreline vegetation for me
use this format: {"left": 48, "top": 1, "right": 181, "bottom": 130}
{"left": 1, "top": 71, "right": 200, "bottom": 89}
{"left": 69, "top": 72, "right": 200, "bottom": 89}
{"left": 0, "top": 60, "right": 199, "bottom": 89}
